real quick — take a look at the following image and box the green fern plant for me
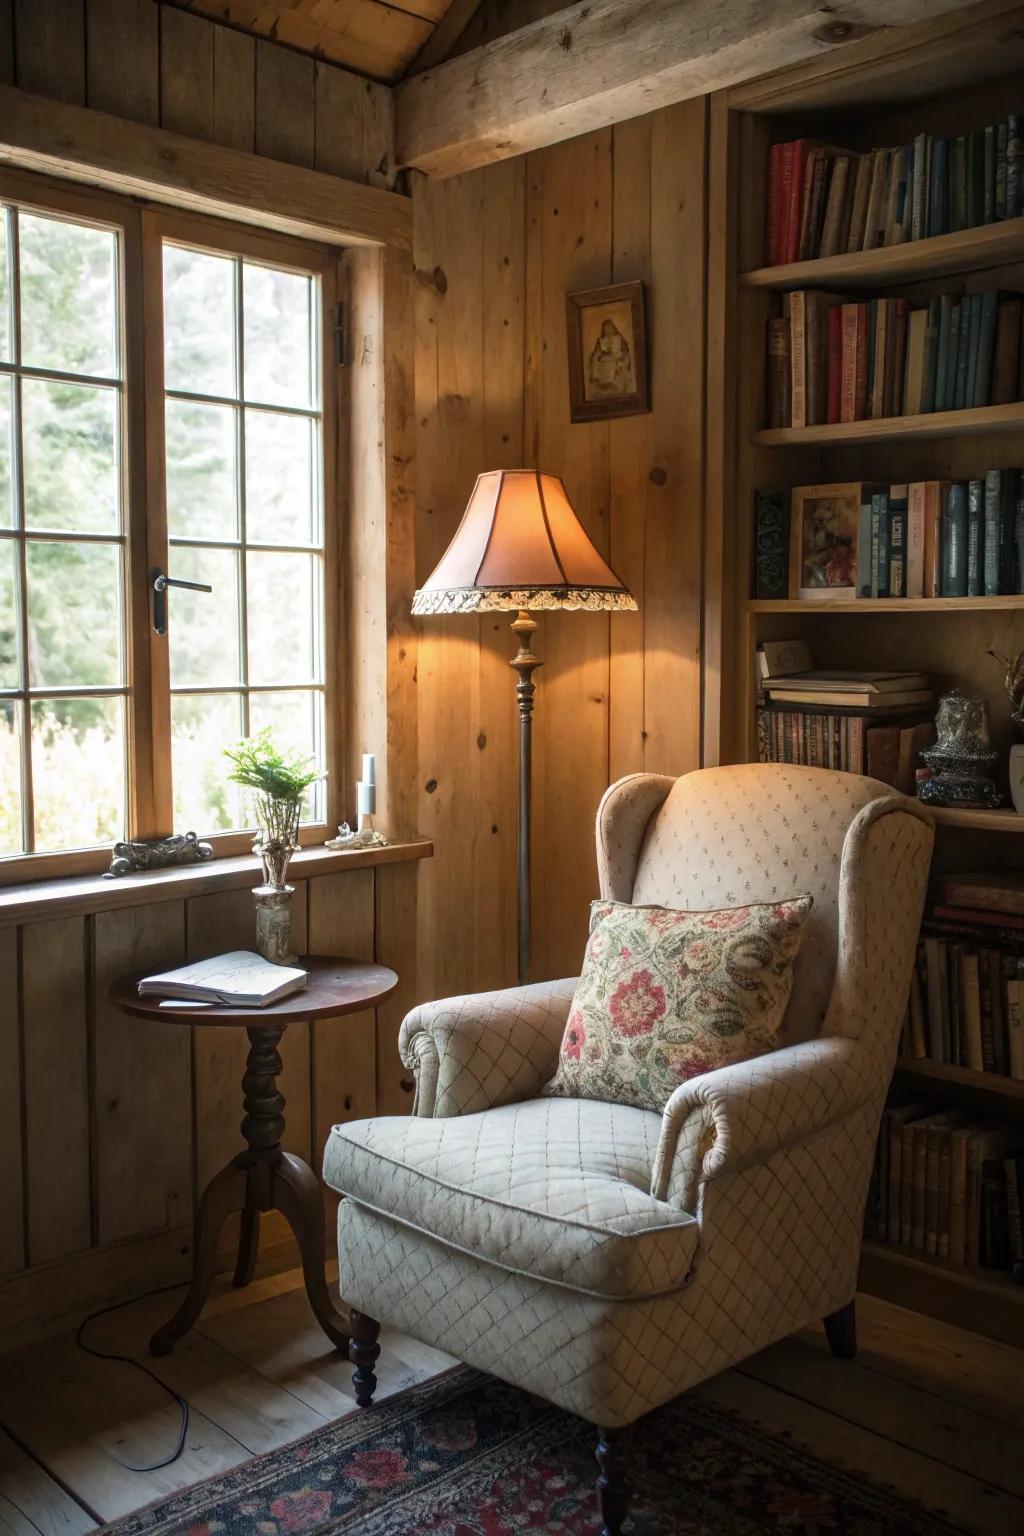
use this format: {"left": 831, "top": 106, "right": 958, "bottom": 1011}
{"left": 224, "top": 729, "right": 323, "bottom": 804}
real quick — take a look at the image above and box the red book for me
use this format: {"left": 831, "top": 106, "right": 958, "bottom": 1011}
{"left": 784, "top": 140, "right": 811, "bottom": 264}
{"left": 767, "top": 141, "right": 785, "bottom": 265}
{"left": 854, "top": 303, "right": 869, "bottom": 420}
{"left": 827, "top": 303, "right": 843, "bottom": 423}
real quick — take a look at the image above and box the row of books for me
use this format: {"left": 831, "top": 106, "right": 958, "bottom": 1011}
{"left": 866, "top": 1103, "right": 1022, "bottom": 1274}
{"left": 757, "top": 707, "right": 932, "bottom": 788}
{"left": 902, "top": 872, "right": 1024, "bottom": 1079}
{"left": 860, "top": 474, "right": 1024, "bottom": 599}
{"left": 765, "top": 122, "right": 1024, "bottom": 267}
{"left": 765, "top": 288, "right": 1024, "bottom": 430}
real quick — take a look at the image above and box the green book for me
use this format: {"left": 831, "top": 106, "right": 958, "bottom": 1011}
{"left": 1014, "top": 471, "right": 1024, "bottom": 595}
{"left": 921, "top": 297, "right": 941, "bottom": 413}
{"left": 984, "top": 468, "right": 1012, "bottom": 595}
{"left": 967, "top": 478, "right": 985, "bottom": 596}
{"left": 871, "top": 491, "right": 891, "bottom": 598}
{"left": 944, "top": 300, "right": 961, "bottom": 412}
{"left": 951, "top": 136, "right": 968, "bottom": 231}
{"left": 954, "top": 294, "right": 974, "bottom": 410}
{"left": 973, "top": 289, "right": 999, "bottom": 406}
{"left": 984, "top": 125, "right": 997, "bottom": 224}
{"left": 935, "top": 295, "right": 955, "bottom": 412}
{"left": 941, "top": 483, "right": 968, "bottom": 597}
{"left": 997, "top": 121, "right": 1009, "bottom": 220}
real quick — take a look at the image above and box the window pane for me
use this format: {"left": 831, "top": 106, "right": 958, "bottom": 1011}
{"left": 0, "top": 213, "right": 10, "bottom": 365}
{"left": 22, "top": 378, "right": 119, "bottom": 533}
{"left": 0, "top": 700, "right": 22, "bottom": 854}
{"left": 26, "top": 540, "right": 122, "bottom": 687}
{"left": 250, "top": 689, "right": 323, "bottom": 821}
{"left": 0, "top": 540, "right": 18, "bottom": 688}
{"left": 31, "top": 695, "right": 125, "bottom": 851}
{"left": 172, "top": 692, "right": 244, "bottom": 833}
{"left": 246, "top": 552, "right": 318, "bottom": 684}
{"left": 245, "top": 410, "right": 316, "bottom": 545}
{"left": 168, "top": 545, "right": 240, "bottom": 686}
{"left": 19, "top": 212, "right": 117, "bottom": 379}
{"left": 243, "top": 264, "right": 313, "bottom": 408}
{"left": 166, "top": 398, "right": 238, "bottom": 540}
{"left": 0, "top": 376, "right": 12, "bottom": 527}
{"left": 163, "top": 246, "right": 236, "bottom": 398}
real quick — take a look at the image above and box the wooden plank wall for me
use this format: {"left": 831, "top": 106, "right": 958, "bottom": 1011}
{"left": 413, "top": 99, "right": 708, "bottom": 998}
{"left": 0, "top": 0, "right": 394, "bottom": 186}
{"left": 0, "top": 864, "right": 414, "bottom": 1346}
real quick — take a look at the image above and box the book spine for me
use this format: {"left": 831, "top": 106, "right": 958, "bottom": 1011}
{"left": 973, "top": 289, "right": 998, "bottom": 407}
{"left": 929, "top": 138, "right": 949, "bottom": 237}
{"left": 951, "top": 135, "right": 967, "bottom": 231}
{"left": 872, "top": 299, "right": 890, "bottom": 419}
{"left": 888, "top": 485, "right": 907, "bottom": 598}
{"left": 857, "top": 494, "right": 874, "bottom": 598}
{"left": 871, "top": 491, "right": 890, "bottom": 598}
{"left": 911, "top": 131, "right": 929, "bottom": 241}
{"left": 846, "top": 153, "right": 872, "bottom": 252}
{"left": 767, "top": 141, "right": 785, "bottom": 265}
{"left": 784, "top": 141, "right": 808, "bottom": 264}
{"left": 826, "top": 304, "right": 842, "bottom": 424}
{"left": 923, "top": 481, "right": 943, "bottom": 597}
{"left": 890, "top": 298, "right": 909, "bottom": 417}
{"left": 789, "top": 291, "right": 807, "bottom": 429}
{"left": 934, "top": 295, "right": 953, "bottom": 413}
{"left": 953, "top": 294, "right": 972, "bottom": 411}
{"left": 1006, "top": 1157, "right": 1023, "bottom": 1264}
{"left": 797, "top": 147, "right": 823, "bottom": 261}
{"left": 984, "top": 124, "right": 997, "bottom": 224}
{"left": 942, "top": 482, "right": 968, "bottom": 597}
{"left": 1008, "top": 115, "right": 1022, "bottom": 221}
{"left": 766, "top": 317, "right": 791, "bottom": 428}
{"left": 997, "top": 120, "right": 1009, "bottom": 220}
{"left": 1015, "top": 470, "right": 1024, "bottom": 595}
{"left": 937, "top": 1131, "right": 954, "bottom": 1260}
{"left": 944, "top": 301, "right": 961, "bottom": 414}
{"left": 906, "top": 482, "right": 925, "bottom": 598}
{"left": 819, "top": 155, "right": 849, "bottom": 258}
{"left": 984, "top": 469, "right": 1002, "bottom": 596}
{"left": 840, "top": 304, "right": 858, "bottom": 422}
{"left": 753, "top": 489, "right": 789, "bottom": 600}
{"left": 968, "top": 478, "right": 985, "bottom": 597}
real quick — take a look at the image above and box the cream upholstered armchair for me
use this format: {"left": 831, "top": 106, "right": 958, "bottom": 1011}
{"left": 322, "top": 764, "right": 933, "bottom": 1535}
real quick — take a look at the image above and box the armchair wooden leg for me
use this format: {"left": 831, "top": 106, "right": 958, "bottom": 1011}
{"left": 349, "top": 1309, "right": 381, "bottom": 1407}
{"left": 595, "top": 1425, "right": 633, "bottom": 1536}
{"left": 824, "top": 1299, "right": 857, "bottom": 1359}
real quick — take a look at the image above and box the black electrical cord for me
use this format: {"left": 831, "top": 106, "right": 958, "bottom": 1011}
{"left": 75, "top": 1284, "right": 191, "bottom": 1472}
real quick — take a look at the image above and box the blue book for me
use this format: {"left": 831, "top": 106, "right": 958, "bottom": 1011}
{"left": 921, "top": 297, "right": 941, "bottom": 414}
{"left": 871, "top": 492, "right": 891, "bottom": 598}
{"left": 944, "top": 301, "right": 961, "bottom": 412}
{"left": 954, "top": 296, "right": 973, "bottom": 410}
{"left": 967, "top": 479, "right": 985, "bottom": 596}
{"left": 929, "top": 138, "right": 949, "bottom": 236}
{"left": 984, "top": 125, "right": 997, "bottom": 224}
{"left": 935, "top": 296, "right": 954, "bottom": 411}
{"left": 941, "top": 483, "right": 968, "bottom": 596}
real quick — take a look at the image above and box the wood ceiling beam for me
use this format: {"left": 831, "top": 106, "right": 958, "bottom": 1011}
{"left": 394, "top": 0, "right": 983, "bottom": 178}
{"left": 0, "top": 86, "right": 412, "bottom": 250}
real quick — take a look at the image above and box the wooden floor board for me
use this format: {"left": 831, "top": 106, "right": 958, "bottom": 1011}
{"left": 1, "top": 1277, "right": 1020, "bottom": 1532}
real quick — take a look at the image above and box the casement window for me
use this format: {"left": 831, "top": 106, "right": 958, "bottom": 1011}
{"left": 0, "top": 173, "right": 338, "bottom": 881}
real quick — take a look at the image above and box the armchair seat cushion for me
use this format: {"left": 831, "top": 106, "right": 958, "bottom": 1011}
{"left": 323, "top": 1098, "right": 698, "bottom": 1301}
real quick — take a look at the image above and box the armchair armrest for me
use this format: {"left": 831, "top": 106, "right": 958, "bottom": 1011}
{"left": 651, "top": 1034, "right": 876, "bottom": 1210}
{"left": 398, "top": 977, "right": 577, "bottom": 1118}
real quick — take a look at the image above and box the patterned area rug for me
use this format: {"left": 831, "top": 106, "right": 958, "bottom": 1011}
{"left": 99, "top": 1366, "right": 965, "bottom": 1535}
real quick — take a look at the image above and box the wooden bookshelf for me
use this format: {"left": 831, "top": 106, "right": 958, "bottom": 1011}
{"left": 707, "top": 8, "right": 1024, "bottom": 1345}
{"left": 741, "top": 213, "right": 1024, "bottom": 291}
{"left": 754, "top": 401, "right": 1024, "bottom": 448}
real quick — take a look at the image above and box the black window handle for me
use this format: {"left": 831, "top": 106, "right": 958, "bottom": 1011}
{"left": 152, "top": 568, "right": 214, "bottom": 636}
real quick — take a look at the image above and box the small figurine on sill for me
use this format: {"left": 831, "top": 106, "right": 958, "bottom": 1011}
{"left": 326, "top": 754, "right": 389, "bottom": 850}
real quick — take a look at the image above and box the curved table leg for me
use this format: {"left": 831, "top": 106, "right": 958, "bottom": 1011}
{"left": 233, "top": 1209, "right": 260, "bottom": 1288}
{"left": 273, "top": 1151, "right": 349, "bottom": 1356}
{"left": 150, "top": 1163, "right": 247, "bottom": 1356}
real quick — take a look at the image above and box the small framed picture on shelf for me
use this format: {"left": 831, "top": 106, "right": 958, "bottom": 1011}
{"left": 789, "top": 482, "right": 864, "bottom": 599}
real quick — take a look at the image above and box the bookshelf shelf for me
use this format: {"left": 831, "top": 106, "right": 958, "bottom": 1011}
{"left": 894, "top": 1055, "right": 1024, "bottom": 1099}
{"left": 859, "top": 1240, "right": 1024, "bottom": 1348}
{"left": 747, "top": 597, "right": 1024, "bottom": 614}
{"left": 740, "top": 215, "right": 1024, "bottom": 292}
{"left": 754, "top": 401, "right": 1024, "bottom": 448}
{"left": 930, "top": 806, "right": 1024, "bottom": 832}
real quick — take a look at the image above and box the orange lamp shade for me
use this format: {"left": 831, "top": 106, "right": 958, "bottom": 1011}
{"left": 411, "top": 470, "right": 637, "bottom": 615}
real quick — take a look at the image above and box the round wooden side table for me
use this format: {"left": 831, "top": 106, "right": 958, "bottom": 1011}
{"left": 110, "top": 955, "right": 397, "bottom": 1359}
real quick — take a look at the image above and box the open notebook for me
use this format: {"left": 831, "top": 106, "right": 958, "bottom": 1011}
{"left": 138, "top": 951, "right": 308, "bottom": 1007}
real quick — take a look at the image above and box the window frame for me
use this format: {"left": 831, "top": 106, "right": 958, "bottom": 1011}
{"left": 0, "top": 169, "right": 342, "bottom": 883}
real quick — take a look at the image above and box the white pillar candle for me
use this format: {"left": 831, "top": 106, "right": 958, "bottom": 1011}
{"left": 361, "top": 753, "right": 376, "bottom": 787}
{"left": 357, "top": 780, "right": 376, "bottom": 816}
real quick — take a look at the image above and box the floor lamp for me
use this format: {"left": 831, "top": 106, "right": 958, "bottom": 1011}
{"left": 412, "top": 470, "right": 637, "bottom": 985}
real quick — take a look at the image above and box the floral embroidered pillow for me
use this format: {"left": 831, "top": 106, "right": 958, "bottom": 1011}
{"left": 543, "top": 896, "right": 813, "bottom": 1113}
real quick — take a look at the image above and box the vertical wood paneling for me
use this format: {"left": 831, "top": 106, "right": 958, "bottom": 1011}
{"left": 0, "top": 929, "right": 23, "bottom": 1277}
{"left": 314, "top": 61, "right": 365, "bottom": 181}
{"left": 85, "top": 0, "right": 158, "bottom": 123}
{"left": 159, "top": 4, "right": 215, "bottom": 141}
{"left": 307, "top": 870, "right": 375, "bottom": 1154}
{"left": 363, "top": 80, "right": 394, "bottom": 189}
{"left": 254, "top": 40, "right": 315, "bottom": 168}
{"left": 22, "top": 917, "right": 90, "bottom": 1265}
{"left": 93, "top": 902, "right": 190, "bottom": 1245}
{"left": 14, "top": 0, "right": 85, "bottom": 102}
{"left": 211, "top": 23, "right": 255, "bottom": 153}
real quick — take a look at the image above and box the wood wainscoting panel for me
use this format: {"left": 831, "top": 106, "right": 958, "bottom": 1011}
{"left": 0, "top": 927, "right": 22, "bottom": 1278}
{"left": 307, "top": 868, "right": 376, "bottom": 1158}
{"left": 21, "top": 916, "right": 91, "bottom": 1266}
{"left": 93, "top": 901, "right": 191, "bottom": 1247}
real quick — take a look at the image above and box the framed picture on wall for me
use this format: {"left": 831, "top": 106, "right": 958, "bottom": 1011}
{"left": 565, "top": 281, "right": 649, "bottom": 423}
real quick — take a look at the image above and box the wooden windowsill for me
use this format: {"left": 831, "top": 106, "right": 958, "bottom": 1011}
{"left": 0, "top": 839, "right": 433, "bottom": 928}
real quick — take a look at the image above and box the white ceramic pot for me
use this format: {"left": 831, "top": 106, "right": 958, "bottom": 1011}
{"left": 1010, "top": 744, "right": 1024, "bottom": 814}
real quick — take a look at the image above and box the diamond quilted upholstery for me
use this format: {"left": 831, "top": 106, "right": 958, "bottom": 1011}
{"left": 332, "top": 765, "right": 935, "bottom": 1432}
{"left": 627, "top": 764, "right": 908, "bottom": 1045}
{"left": 325, "top": 1098, "right": 697, "bottom": 1299}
